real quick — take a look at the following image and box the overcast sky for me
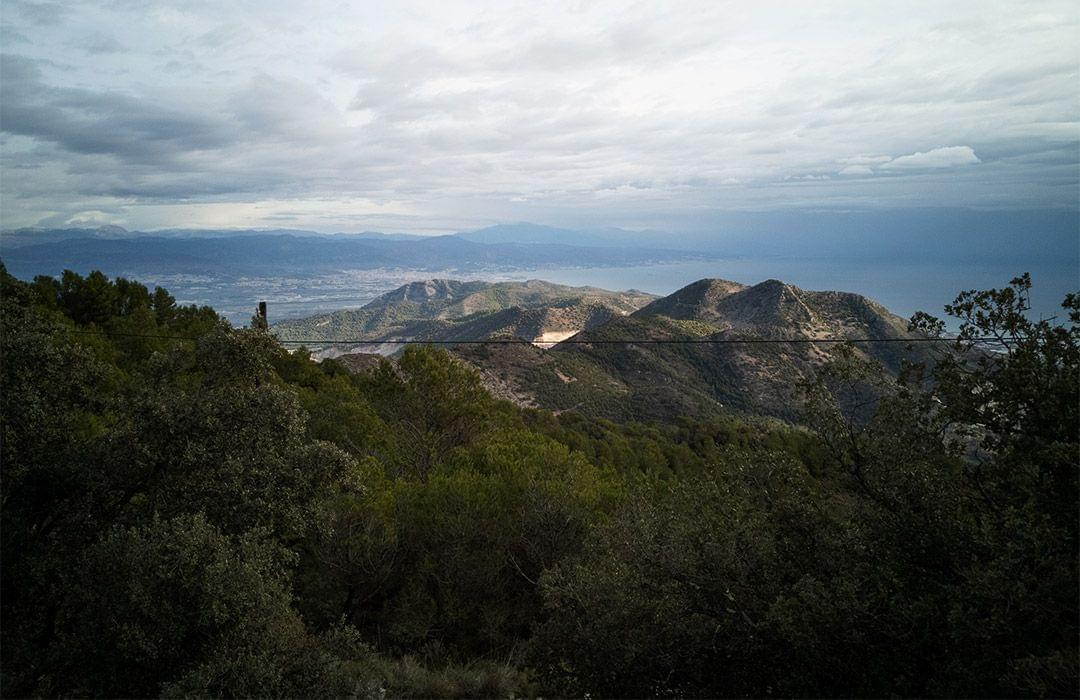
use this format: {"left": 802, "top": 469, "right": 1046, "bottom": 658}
{"left": 1, "top": 0, "right": 1077, "bottom": 233}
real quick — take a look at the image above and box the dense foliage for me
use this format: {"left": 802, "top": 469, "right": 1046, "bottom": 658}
{"left": 1, "top": 265, "right": 1076, "bottom": 697}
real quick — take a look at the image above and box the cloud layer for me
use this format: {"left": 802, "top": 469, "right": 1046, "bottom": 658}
{"left": 880, "top": 146, "right": 981, "bottom": 171}
{"left": 0, "top": 0, "right": 1077, "bottom": 232}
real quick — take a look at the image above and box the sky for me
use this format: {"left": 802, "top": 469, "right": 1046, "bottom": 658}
{"left": 1, "top": 0, "right": 1078, "bottom": 234}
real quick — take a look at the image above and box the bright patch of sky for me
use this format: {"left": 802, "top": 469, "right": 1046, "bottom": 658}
{"left": 0, "top": 0, "right": 1077, "bottom": 232}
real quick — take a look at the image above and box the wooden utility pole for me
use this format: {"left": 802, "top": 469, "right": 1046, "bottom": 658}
{"left": 256, "top": 301, "right": 268, "bottom": 330}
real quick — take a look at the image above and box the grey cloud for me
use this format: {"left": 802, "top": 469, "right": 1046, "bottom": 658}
{"left": 0, "top": 54, "right": 236, "bottom": 165}
{"left": 818, "top": 59, "right": 1078, "bottom": 118}
{"left": 332, "top": 44, "right": 460, "bottom": 81}
{"left": 67, "top": 34, "right": 125, "bottom": 54}
{"left": 93, "top": 177, "right": 279, "bottom": 200}
{"left": 231, "top": 74, "right": 347, "bottom": 141}
{"left": 489, "top": 34, "right": 634, "bottom": 73}
{"left": 5, "top": 0, "right": 69, "bottom": 26}
{"left": 194, "top": 25, "right": 237, "bottom": 49}
{"left": 481, "top": 13, "right": 719, "bottom": 74}
{"left": 839, "top": 155, "right": 892, "bottom": 165}
{"left": 0, "top": 54, "right": 320, "bottom": 207}
{"left": 0, "top": 1, "right": 1076, "bottom": 232}
{"left": 349, "top": 79, "right": 486, "bottom": 123}
{"left": 0, "top": 27, "right": 31, "bottom": 44}
{"left": 980, "top": 139, "right": 1079, "bottom": 168}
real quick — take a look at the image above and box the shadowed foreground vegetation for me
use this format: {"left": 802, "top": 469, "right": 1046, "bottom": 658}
{"left": 1, "top": 265, "right": 1076, "bottom": 697}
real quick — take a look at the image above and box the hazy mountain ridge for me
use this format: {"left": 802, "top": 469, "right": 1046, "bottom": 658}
{"left": 0, "top": 226, "right": 419, "bottom": 248}
{"left": 455, "top": 223, "right": 672, "bottom": 249}
{"left": 4, "top": 214, "right": 1075, "bottom": 283}
{"left": 1, "top": 223, "right": 658, "bottom": 249}
{"left": 456, "top": 214, "right": 1080, "bottom": 263}
{"left": 0, "top": 230, "right": 710, "bottom": 281}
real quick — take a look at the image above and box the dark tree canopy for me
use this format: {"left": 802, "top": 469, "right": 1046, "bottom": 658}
{"left": 1, "top": 265, "right": 1076, "bottom": 697}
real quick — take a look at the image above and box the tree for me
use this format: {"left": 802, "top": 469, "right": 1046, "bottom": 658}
{"left": 356, "top": 346, "right": 504, "bottom": 480}
{"left": 50, "top": 514, "right": 364, "bottom": 697}
{"left": 532, "top": 452, "right": 843, "bottom": 697}
{"left": 306, "top": 430, "right": 619, "bottom": 657}
{"left": 907, "top": 274, "right": 1079, "bottom": 696}
{"left": 534, "top": 276, "right": 1078, "bottom": 697}
{"left": 0, "top": 270, "right": 366, "bottom": 696}
{"left": 798, "top": 274, "right": 1079, "bottom": 696}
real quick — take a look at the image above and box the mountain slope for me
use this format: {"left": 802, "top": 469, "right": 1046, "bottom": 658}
{"left": 277, "top": 275, "right": 930, "bottom": 422}
{"left": 452, "top": 277, "right": 932, "bottom": 422}
{"left": 272, "top": 279, "right": 657, "bottom": 355}
{"left": 633, "top": 278, "right": 748, "bottom": 321}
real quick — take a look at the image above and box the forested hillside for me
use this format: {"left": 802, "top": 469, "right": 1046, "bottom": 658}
{"left": 1, "top": 265, "right": 1076, "bottom": 697}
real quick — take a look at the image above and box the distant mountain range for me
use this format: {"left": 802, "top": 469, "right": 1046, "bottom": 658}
{"left": 455, "top": 223, "right": 677, "bottom": 249}
{"left": 0, "top": 223, "right": 668, "bottom": 250}
{"left": 276, "top": 276, "right": 933, "bottom": 422}
{"left": 3, "top": 210, "right": 1076, "bottom": 281}
{"left": 0, "top": 226, "right": 417, "bottom": 249}
{"left": 0, "top": 225, "right": 712, "bottom": 280}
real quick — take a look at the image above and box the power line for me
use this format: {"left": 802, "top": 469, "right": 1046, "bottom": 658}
{"left": 276, "top": 337, "right": 962, "bottom": 345}
{"left": 60, "top": 328, "right": 1010, "bottom": 345}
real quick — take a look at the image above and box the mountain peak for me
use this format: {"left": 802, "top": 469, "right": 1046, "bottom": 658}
{"left": 398, "top": 279, "right": 464, "bottom": 300}
{"left": 633, "top": 278, "right": 747, "bottom": 320}
{"left": 457, "top": 223, "right": 587, "bottom": 246}
{"left": 635, "top": 277, "right": 906, "bottom": 334}
{"left": 752, "top": 278, "right": 790, "bottom": 291}
{"left": 360, "top": 279, "right": 499, "bottom": 311}
{"left": 718, "top": 279, "right": 816, "bottom": 326}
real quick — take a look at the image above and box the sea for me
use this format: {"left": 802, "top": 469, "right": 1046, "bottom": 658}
{"left": 160, "top": 256, "right": 1078, "bottom": 331}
